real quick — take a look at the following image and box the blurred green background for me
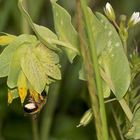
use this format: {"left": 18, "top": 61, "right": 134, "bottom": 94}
{"left": 0, "top": 0, "right": 140, "bottom": 140}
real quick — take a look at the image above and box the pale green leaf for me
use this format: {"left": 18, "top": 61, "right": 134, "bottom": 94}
{"left": 7, "top": 44, "right": 29, "bottom": 88}
{"left": 21, "top": 47, "right": 47, "bottom": 93}
{"left": 34, "top": 24, "right": 79, "bottom": 55}
{"left": 33, "top": 24, "right": 60, "bottom": 51}
{"left": 34, "top": 43, "right": 61, "bottom": 80}
{"left": 18, "top": 0, "right": 79, "bottom": 59}
{"left": 0, "top": 34, "right": 37, "bottom": 77}
{"left": 88, "top": 8, "right": 109, "bottom": 55}
{"left": 18, "top": 0, "right": 60, "bottom": 51}
{"left": 51, "top": 1, "right": 79, "bottom": 62}
{"left": 87, "top": 10, "right": 131, "bottom": 100}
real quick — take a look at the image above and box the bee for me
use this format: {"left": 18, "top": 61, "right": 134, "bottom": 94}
{"left": 24, "top": 91, "right": 47, "bottom": 117}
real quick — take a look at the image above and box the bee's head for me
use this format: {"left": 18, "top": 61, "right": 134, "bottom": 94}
{"left": 24, "top": 103, "right": 38, "bottom": 113}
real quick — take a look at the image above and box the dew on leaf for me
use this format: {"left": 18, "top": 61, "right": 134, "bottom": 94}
{"left": 56, "top": 12, "right": 58, "bottom": 17}
{"left": 111, "top": 54, "right": 114, "bottom": 57}
{"left": 108, "top": 31, "right": 113, "bottom": 36}
{"left": 60, "top": 20, "right": 63, "bottom": 25}
{"left": 104, "top": 24, "right": 108, "bottom": 29}
{"left": 100, "top": 19, "right": 104, "bottom": 23}
{"left": 107, "top": 40, "right": 112, "bottom": 47}
{"left": 92, "top": 27, "right": 94, "bottom": 32}
{"left": 99, "top": 60, "right": 102, "bottom": 65}
{"left": 115, "top": 42, "right": 120, "bottom": 47}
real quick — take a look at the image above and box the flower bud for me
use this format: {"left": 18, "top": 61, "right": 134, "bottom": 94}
{"left": 128, "top": 12, "right": 140, "bottom": 27}
{"left": 104, "top": 2, "right": 116, "bottom": 22}
{"left": 77, "top": 109, "right": 93, "bottom": 127}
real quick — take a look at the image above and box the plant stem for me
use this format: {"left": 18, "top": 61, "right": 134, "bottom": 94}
{"left": 21, "top": 0, "right": 30, "bottom": 33}
{"left": 111, "top": 107, "right": 125, "bottom": 140}
{"left": 76, "top": 1, "right": 104, "bottom": 140}
{"left": 105, "top": 98, "right": 117, "bottom": 104}
{"left": 79, "top": 1, "right": 109, "bottom": 140}
{"left": 112, "top": 21, "right": 120, "bottom": 31}
{"left": 40, "top": 83, "right": 61, "bottom": 140}
{"left": 110, "top": 127, "right": 117, "bottom": 140}
{"left": 119, "top": 99, "right": 133, "bottom": 122}
{"left": 32, "top": 119, "right": 39, "bottom": 140}
{"left": 123, "top": 39, "right": 127, "bottom": 55}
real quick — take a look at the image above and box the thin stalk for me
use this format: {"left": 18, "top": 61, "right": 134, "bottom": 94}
{"left": 123, "top": 39, "right": 127, "bottom": 55}
{"left": 21, "top": 0, "right": 30, "bottom": 33}
{"left": 40, "top": 83, "right": 61, "bottom": 140}
{"left": 112, "top": 21, "right": 120, "bottom": 31}
{"left": 119, "top": 99, "right": 133, "bottom": 122}
{"left": 111, "top": 107, "right": 125, "bottom": 140}
{"left": 41, "top": 59, "right": 67, "bottom": 140}
{"left": 32, "top": 119, "right": 39, "bottom": 140}
{"left": 76, "top": 0, "right": 103, "bottom": 140}
{"left": 105, "top": 98, "right": 117, "bottom": 104}
{"left": 110, "top": 128, "right": 117, "bottom": 140}
{"left": 80, "top": 1, "right": 109, "bottom": 140}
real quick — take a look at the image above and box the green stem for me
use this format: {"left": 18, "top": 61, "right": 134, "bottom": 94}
{"left": 119, "top": 99, "right": 133, "bottom": 122}
{"left": 112, "top": 21, "right": 120, "bottom": 31}
{"left": 80, "top": 1, "right": 109, "bottom": 140}
{"left": 21, "top": 0, "right": 30, "bottom": 33}
{"left": 123, "top": 39, "right": 127, "bottom": 55}
{"left": 111, "top": 107, "right": 125, "bottom": 140}
{"left": 76, "top": 0, "right": 103, "bottom": 139}
{"left": 110, "top": 128, "right": 117, "bottom": 140}
{"left": 105, "top": 98, "right": 117, "bottom": 104}
{"left": 40, "top": 83, "right": 61, "bottom": 140}
{"left": 32, "top": 119, "right": 39, "bottom": 140}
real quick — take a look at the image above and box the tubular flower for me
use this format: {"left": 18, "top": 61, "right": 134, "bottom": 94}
{"left": 104, "top": 2, "right": 116, "bottom": 21}
{"left": 129, "top": 12, "right": 140, "bottom": 26}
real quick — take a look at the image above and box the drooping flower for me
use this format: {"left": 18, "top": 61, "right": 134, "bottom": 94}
{"left": 104, "top": 2, "right": 116, "bottom": 22}
{"left": 129, "top": 12, "right": 140, "bottom": 26}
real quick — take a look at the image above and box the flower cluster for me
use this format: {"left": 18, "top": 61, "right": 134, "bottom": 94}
{"left": 104, "top": 2, "right": 140, "bottom": 27}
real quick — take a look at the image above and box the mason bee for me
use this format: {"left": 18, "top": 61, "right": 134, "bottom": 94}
{"left": 24, "top": 91, "right": 47, "bottom": 116}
